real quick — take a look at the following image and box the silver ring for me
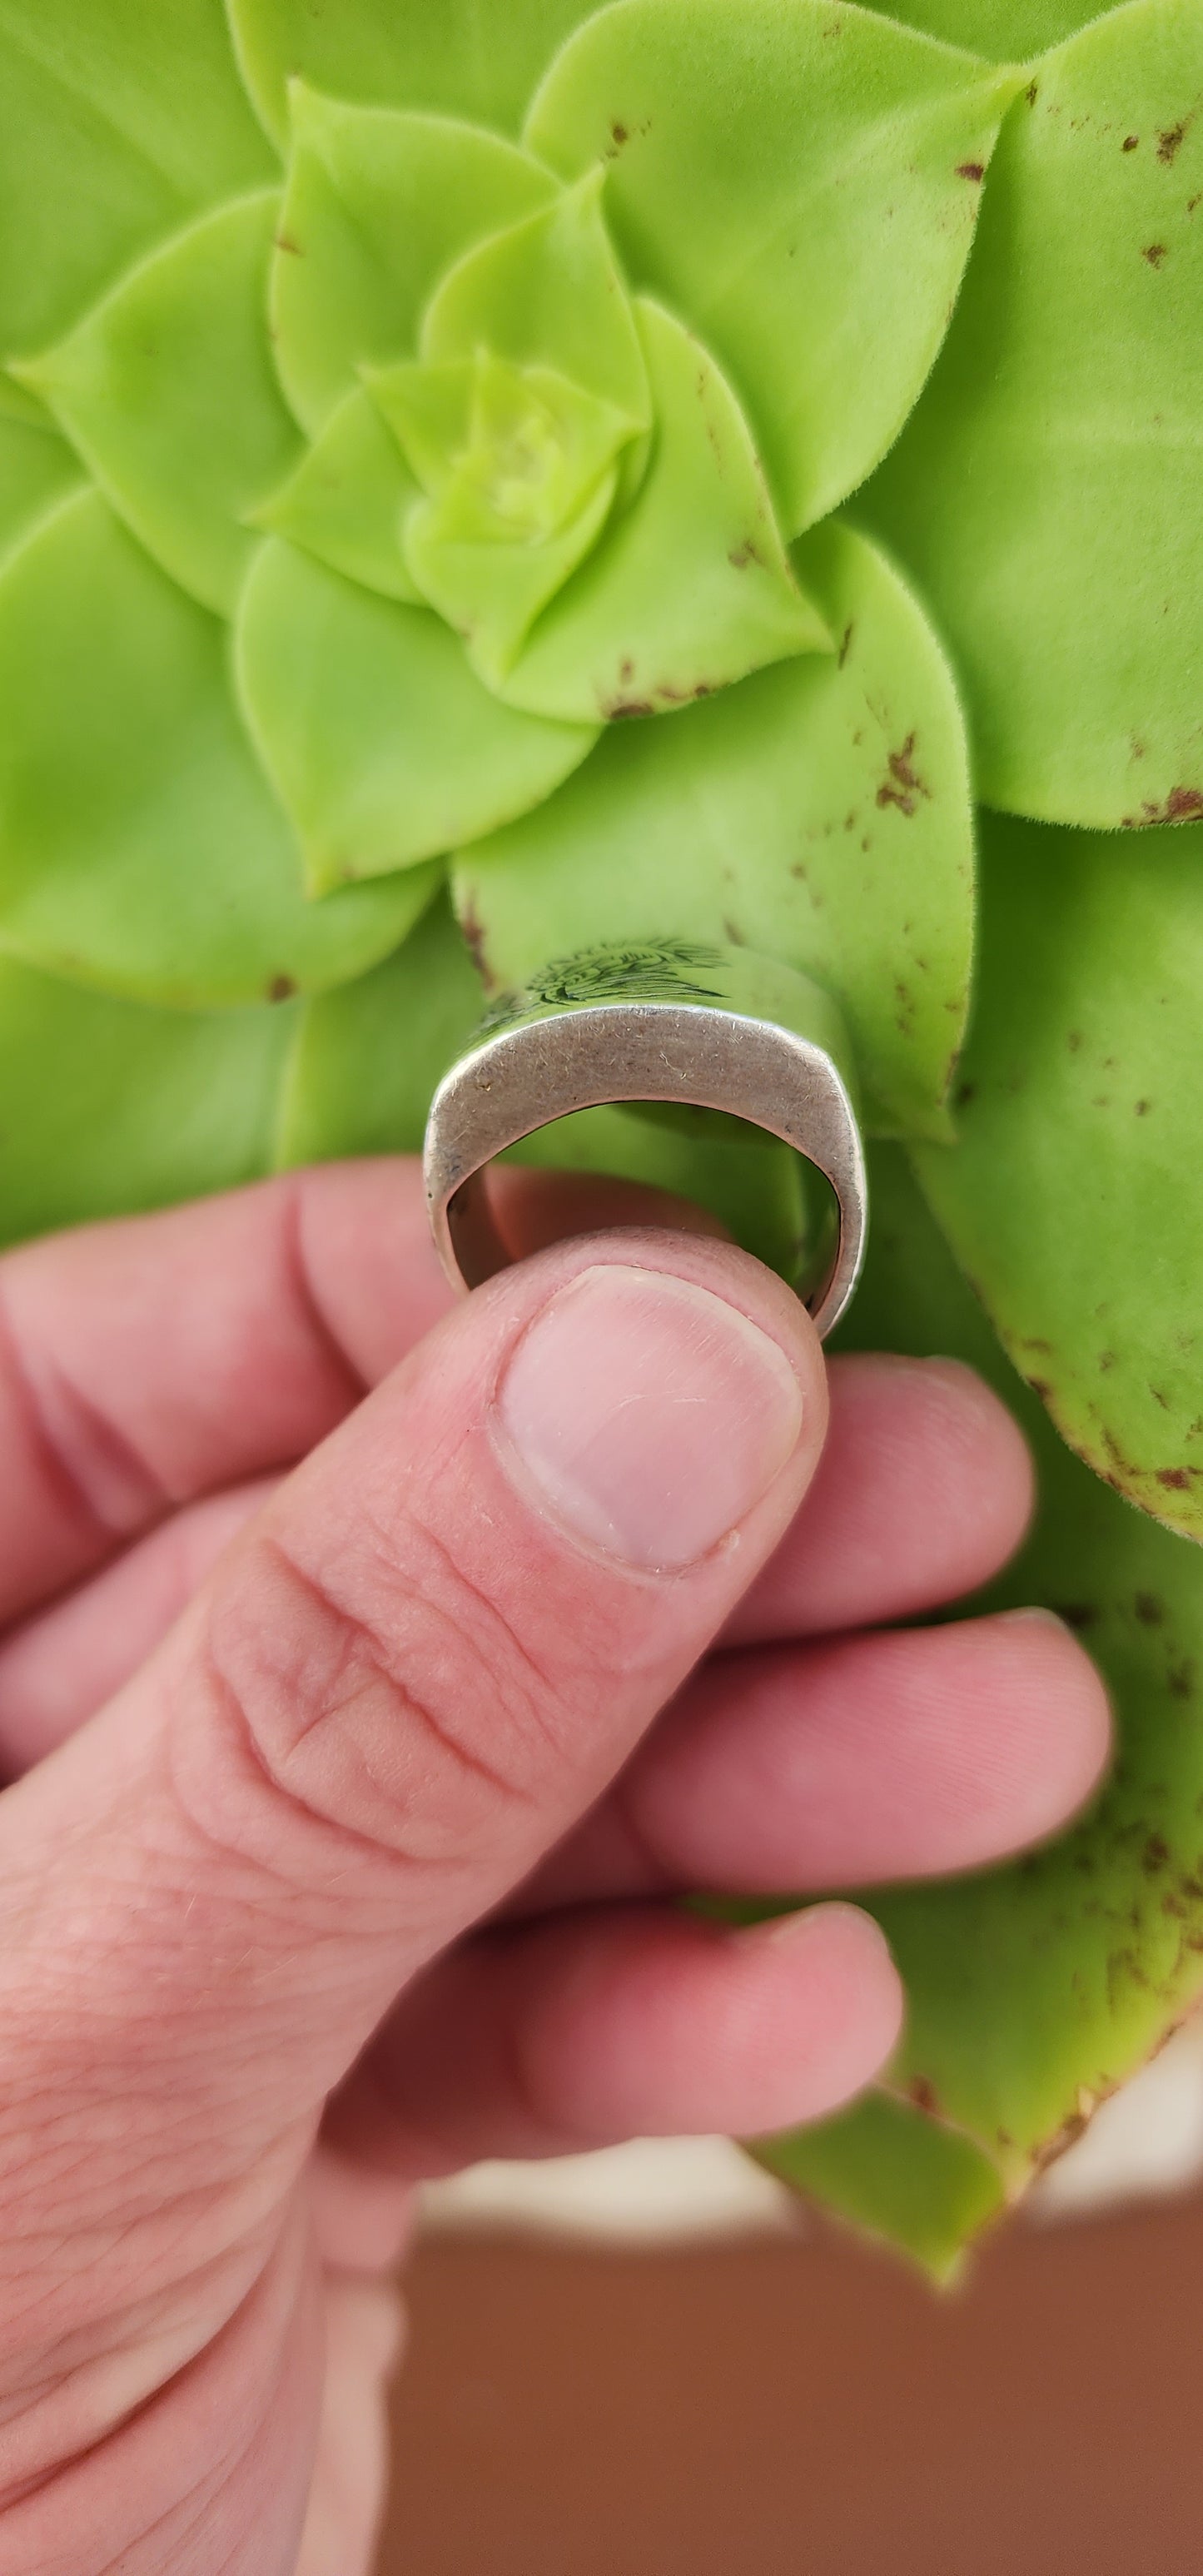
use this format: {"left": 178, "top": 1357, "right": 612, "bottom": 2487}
{"left": 424, "top": 940, "right": 867, "bottom": 1340}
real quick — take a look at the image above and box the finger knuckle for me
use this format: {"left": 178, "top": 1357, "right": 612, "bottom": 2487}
{"left": 181, "top": 1517, "right": 576, "bottom": 1889}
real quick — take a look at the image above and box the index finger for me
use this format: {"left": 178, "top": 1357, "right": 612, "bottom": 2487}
{"left": 0, "top": 1159, "right": 446, "bottom": 1624}
{"left": 0, "top": 1159, "right": 728, "bottom": 1627}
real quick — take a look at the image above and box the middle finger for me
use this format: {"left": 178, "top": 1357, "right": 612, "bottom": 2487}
{"left": 516, "top": 1610, "right": 1111, "bottom": 1908}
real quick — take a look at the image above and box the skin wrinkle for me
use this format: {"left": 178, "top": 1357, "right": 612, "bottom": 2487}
{"left": 167, "top": 1678, "right": 408, "bottom": 1928}
{"left": 381, "top": 1494, "right": 575, "bottom": 1759}
{"left": 0, "top": 1280, "right": 166, "bottom": 1551}
{"left": 0, "top": 2225, "right": 273, "bottom": 2509}
{"left": 607, "top": 1757, "right": 683, "bottom": 1900}
{"left": 326, "top": 2029, "right": 470, "bottom": 2191}
{"left": 501, "top": 1952, "right": 596, "bottom": 2160}
{"left": 0, "top": 2223, "right": 321, "bottom": 2574}
{"left": 0, "top": 2238, "right": 267, "bottom": 2492}
{"left": 278, "top": 1177, "right": 369, "bottom": 1416}
{"left": 222, "top": 1527, "right": 544, "bottom": 1831}
{"left": 329, "top": 1932, "right": 594, "bottom": 2184}
{"left": 0, "top": 2076, "right": 304, "bottom": 2337}
{"left": 0, "top": 2201, "right": 320, "bottom": 2542}
{"left": 0, "top": 1773, "right": 343, "bottom": 2070}
{"left": 256, "top": 1411, "right": 606, "bottom": 1808}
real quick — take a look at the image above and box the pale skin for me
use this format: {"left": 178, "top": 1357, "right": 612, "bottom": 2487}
{"left": 0, "top": 1161, "right": 1111, "bottom": 2574}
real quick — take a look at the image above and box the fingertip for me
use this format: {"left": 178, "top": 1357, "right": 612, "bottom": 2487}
{"left": 737, "top": 1902, "right": 905, "bottom": 2131}
{"left": 730, "top": 1349, "right": 1036, "bottom": 1643}
{"left": 523, "top": 1896, "right": 903, "bottom": 2144}
{"left": 912, "top": 1354, "right": 1036, "bottom": 1554}
{"left": 631, "top": 1599, "right": 1115, "bottom": 1897}
{"left": 977, "top": 1607, "right": 1114, "bottom": 1840}
{"left": 834, "top": 1351, "right": 1037, "bottom": 1585}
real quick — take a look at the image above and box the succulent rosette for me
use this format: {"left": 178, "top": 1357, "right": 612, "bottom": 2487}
{"left": 2, "top": 0, "right": 1201, "bottom": 2271}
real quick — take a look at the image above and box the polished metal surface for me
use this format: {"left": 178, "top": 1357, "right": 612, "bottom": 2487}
{"left": 424, "top": 946, "right": 867, "bottom": 1338}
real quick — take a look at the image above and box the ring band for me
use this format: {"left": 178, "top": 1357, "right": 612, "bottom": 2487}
{"left": 424, "top": 940, "right": 867, "bottom": 1340}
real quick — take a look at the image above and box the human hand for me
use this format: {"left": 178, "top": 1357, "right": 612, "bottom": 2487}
{"left": 0, "top": 1162, "right": 1109, "bottom": 2574}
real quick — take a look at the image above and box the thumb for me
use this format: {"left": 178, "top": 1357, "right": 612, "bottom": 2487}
{"left": 0, "top": 1236, "right": 832, "bottom": 2349}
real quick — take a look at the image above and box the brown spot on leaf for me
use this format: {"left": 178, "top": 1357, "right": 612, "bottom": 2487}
{"left": 1143, "top": 241, "right": 1168, "bottom": 266}
{"left": 907, "top": 2075, "right": 941, "bottom": 2116}
{"left": 1034, "top": 2112, "right": 1087, "bottom": 2170}
{"left": 837, "top": 621, "right": 854, "bottom": 667}
{"left": 728, "top": 540, "right": 763, "bottom": 570}
{"left": 875, "top": 733, "right": 931, "bottom": 818}
{"left": 1136, "top": 1098, "right": 1151, "bottom": 1116}
{"left": 1136, "top": 1592, "right": 1166, "bottom": 1626}
{"left": 655, "top": 679, "right": 714, "bottom": 707}
{"left": 1157, "top": 121, "right": 1188, "bottom": 162}
{"left": 1157, "top": 1466, "right": 1195, "bottom": 1490}
{"left": 267, "top": 973, "right": 296, "bottom": 1002}
{"left": 1143, "top": 1833, "right": 1170, "bottom": 1874}
{"left": 612, "top": 122, "right": 629, "bottom": 146}
{"left": 956, "top": 161, "right": 985, "bottom": 182}
{"left": 1170, "top": 1658, "right": 1197, "bottom": 1700}
{"left": 1025, "top": 79, "right": 1039, "bottom": 107}
{"left": 604, "top": 698, "right": 655, "bottom": 719}
{"left": 274, "top": 234, "right": 302, "bottom": 256}
{"left": 1127, "top": 785, "right": 1203, "bottom": 827}
{"left": 459, "top": 900, "right": 490, "bottom": 986}
{"left": 1122, "top": 132, "right": 1139, "bottom": 152}
{"left": 1058, "top": 1602, "right": 1100, "bottom": 1631}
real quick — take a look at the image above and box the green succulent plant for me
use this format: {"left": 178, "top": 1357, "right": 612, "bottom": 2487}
{"left": 1, "top": 0, "right": 1201, "bottom": 2275}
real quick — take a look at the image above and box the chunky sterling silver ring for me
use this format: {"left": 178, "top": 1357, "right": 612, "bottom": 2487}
{"left": 424, "top": 939, "right": 867, "bottom": 1340}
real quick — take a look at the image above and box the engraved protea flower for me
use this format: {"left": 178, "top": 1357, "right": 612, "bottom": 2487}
{"left": 1, "top": 0, "right": 1201, "bottom": 2269}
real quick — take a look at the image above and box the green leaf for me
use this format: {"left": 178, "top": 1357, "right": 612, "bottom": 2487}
{"left": 0, "top": 410, "right": 84, "bottom": 564}
{"left": 229, "top": 0, "right": 599, "bottom": 149}
{"left": 270, "top": 88, "right": 555, "bottom": 435}
{"left": 0, "top": 952, "right": 293, "bottom": 1248}
{"left": 527, "top": 0, "right": 1021, "bottom": 535}
{"left": 0, "top": 0, "right": 276, "bottom": 364}
{"left": 915, "top": 809, "right": 1203, "bottom": 1542}
{"left": 455, "top": 519, "right": 974, "bottom": 1140}
{"left": 0, "top": 371, "right": 53, "bottom": 429}
{"left": 753, "top": 2090, "right": 1005, "bottom": 2283}
{"left": 255, "top": 385, "right": 423, "bottom": 603}
{"left": 861, "top": 0, "right": 1203, "bottom": 828}
{"left": 505, "top": 1103, "right": 811, "bottom": 1282}
{"left": 476, "top": 300, "right": 828, "bottom": 724}
{"left": 790, "top": 1144, "right": 1203, "bottom": 2255}
{"left": 387, "top": 355, "right": 626, "bottom": 692}
{"left": 0, "top": 490, "right": 433, "bottom": 1007}
{"left": 235, "top": 535, "right": 599, "bottom": 890}
{"left": 20, "top": 191, "right": 301, "bottom": 616}
{"left": 874, "top": 0, "right": 1109, "bottom": 52}
{"left": 420, "top": 169, "right": 651, "bottom": 426}
{"left": 277, "top": 886, "right": 485, "bottom": 1164}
